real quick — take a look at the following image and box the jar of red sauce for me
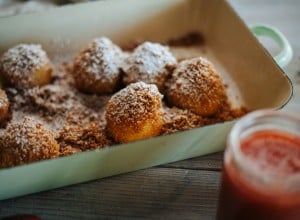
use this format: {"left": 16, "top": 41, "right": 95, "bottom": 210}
{"left": 217, "top": 110, "right": 300, "bottom": 220}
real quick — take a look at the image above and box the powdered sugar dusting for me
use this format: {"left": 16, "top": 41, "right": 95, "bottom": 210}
{"left": 0, "top": 35, "right": 248, "bottom": 168}
{"left": 168, "top": 57, "right": 215, "bottom": 95}
{"left": 73, "top": 37, "right": 125, "bottom": 94}
{"left": 0, "top": 116, "right": 59, "bottom": 168}
{"left": 106, "top": 82, "right": 163, "bottom": 126}
{"left": 80, "top": 37, "right": 121, "bottom": 81}
{"left": 167, "top": 57, "right": 227, "bottom": 116}
{"left": 0, "top": 44, "right": 49, "bottom": 89}
{"left": 122, "top": 42, "right": 177, "bottom": 91}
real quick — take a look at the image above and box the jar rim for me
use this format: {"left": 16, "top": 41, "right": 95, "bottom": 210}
{"left": 227, "top": 109, "right": 300, "bottom": 192}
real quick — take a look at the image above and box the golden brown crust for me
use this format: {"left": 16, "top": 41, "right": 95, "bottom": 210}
{"left": 0, "top": 44, "right": 52, "bottom": 89}
{"left": 73, "top": 37, "right": 124, "bottom": 94}
{"left": 0, "top": 117, "right": 59, "bottom": 168}
{"left": 106, "top": 82, "right": 163, "bottom": 143}
{"left": 0, "top": 89, "right": 10, "bottom": 125}
{"left": 166, "top": 57, "right": 227, "bottom": 116}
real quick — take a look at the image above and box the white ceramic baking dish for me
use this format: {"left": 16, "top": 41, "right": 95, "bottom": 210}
{"left": 0, "top": 0, "right": 292, "bottom": 200}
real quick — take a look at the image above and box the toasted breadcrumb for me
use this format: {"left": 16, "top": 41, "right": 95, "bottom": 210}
{"left": 0, "top": 34, "right": 248, "bottom": 168}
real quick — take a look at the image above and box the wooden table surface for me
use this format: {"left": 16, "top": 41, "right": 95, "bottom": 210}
{"left": 1, "top": 0, "right": 300, "bottom": 219}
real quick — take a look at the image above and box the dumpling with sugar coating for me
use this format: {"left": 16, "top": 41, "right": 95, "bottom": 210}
{"left": 166, "top": 57, "right": 226, "bottom": 116}
{"left": 0, "top": 44, "right": 52, "bottom": 89}
{"left": 0, "top": 117, "right": 60, "bottom": 168}
{"left": 73, "top": 37, "right": 124, "bottom": 94}
{"left": 106, "top": 82, "right": 163, "bottom": 143}
{"left": 122, "top": 42, "right": 177, "bottom": 92}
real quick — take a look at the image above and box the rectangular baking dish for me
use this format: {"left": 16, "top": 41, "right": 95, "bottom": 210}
{"left": 0, "top": 0, "right": 292, "bottom": 200}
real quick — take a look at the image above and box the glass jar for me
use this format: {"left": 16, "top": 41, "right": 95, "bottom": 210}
{"left": 217, "top": 109, "right": 300, "bottom": 220}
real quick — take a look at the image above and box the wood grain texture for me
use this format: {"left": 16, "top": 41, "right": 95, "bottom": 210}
{"left": 0, "top": 168, "right": 220, "bottom": 220}
{"left": 1, "top": 0, "right": 299, "bottom": 219}
{"left": 160, "top": 152, "right": 224, "bottom": 171}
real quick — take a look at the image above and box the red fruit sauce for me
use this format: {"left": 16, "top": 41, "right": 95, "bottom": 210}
{"left": 217, "top": 131, "right": 300, "bottom": 220}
